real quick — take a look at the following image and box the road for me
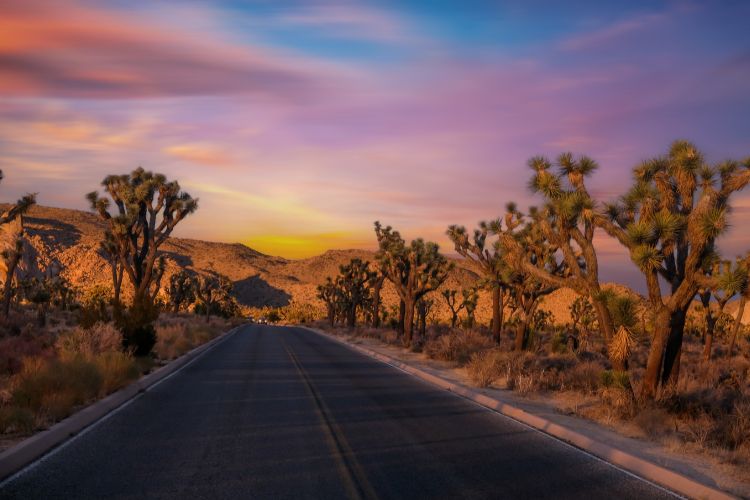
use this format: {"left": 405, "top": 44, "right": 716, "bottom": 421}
{"left": 0, "top": 325, "right": 675, "bottom": 499}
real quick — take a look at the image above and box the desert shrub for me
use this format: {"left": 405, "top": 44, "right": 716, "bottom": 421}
{"left": 93, "top": 351, "right": 139, "bottom": 395}
{"left": 0, "top": 335, "right": 51, "bottom": 376}
{"left": 424, "top": 330, "right": 495, "bottom": 365}
{"left": 77, "top": 285, "right": 112, "bottom": 328}
{"left": 153, "top": 321, "right": 219, "bottom": 360}
{"left": 466, "top": 349, "right": 506, "bottom": 387}
{"left": 561, "top": 362, "right": 603, "bottom": 393}
{"left": 56, "top": 322, "right": 123, "bottom": 360}
{"left": 600, "top": 370, "right": 631, "bottom": 390}
{"left": 0, "top": 405, "right": 35, "bottom": 434}
{"left": 11, "top": 356, "right": 102, "bottom": 421}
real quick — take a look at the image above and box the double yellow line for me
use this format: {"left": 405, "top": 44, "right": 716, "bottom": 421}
{"left": 280, "top": 336, "right": 378, "bottom": 500}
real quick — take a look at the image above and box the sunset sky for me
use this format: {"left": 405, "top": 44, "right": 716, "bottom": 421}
{"left": 1, "top": 0, "right": 749, "bottom": 289}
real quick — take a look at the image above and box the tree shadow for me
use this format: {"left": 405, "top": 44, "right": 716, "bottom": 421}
{"left": 24, "top": 216, "right": 82, "bottom": 248}
{"left": 232, "top": 274, "right": 291, "bottom": 308}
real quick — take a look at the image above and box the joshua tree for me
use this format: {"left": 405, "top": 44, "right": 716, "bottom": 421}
{"left": 369, "top": 268, "right": 386, "bottom": 328}
{"left": 374, "top": 222, "right": 452, "bottom": 347}
{"left": 416, "top": 297, "right": 434, "bottom": 340}
{"left": 87, "top": 168, "right": 197, "bottom": 310}
{"left": 21, "top": 277, "right": 51, "bottom": 327}
{"left": 726, "top": 254, "right": 750, "bottom": 357}
{"left": 100, "top": 231, "right": 124, "bottom": 307}
{"left": 317, "top": 278, "right": 339, "bottom": 327}
{"left": 0, "top": 171, "right": 36, "bottom": 319}
{"left": 441, "top": 289, "right": 465, "bottom": 328}
{"left": 336, "top": 258, "right": 375, "bottom": 328}
{"left": 523, "top": 153, "right": 617, "bottom": 344}
{"left": 461, "top": 287, "right": 479, "bottom": 329}
{"left": 167, "top": 270, "right": 196, "bottom": 313}
{"left": 596, "top": 141, "right": 750, "bottom": 399}
{"left": 447, "top": 223, "right": 508, "bottom": 341}
{"left": 697, "top": 258, "right": 743, "bottom": 361}
{"left": 569, "top": 296, "right": 597, "bottom": 349}
{"left": 495, "top": 204, "right": 565, "bottom": 351}
{"left": 194, "top": 274, "right": 232, "bottom": 322}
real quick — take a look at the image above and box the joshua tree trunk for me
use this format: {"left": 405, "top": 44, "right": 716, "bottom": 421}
{"left": 417, "top": 300, "right": 427, "bottom": 341}
{"left": 641, "top": 308, "right": 671, "bottom": 400}
{"left": 662, "top": 307, "right": 687, "bottom": 388}
{"left": 1, "top": 251, "right": 20, "bottom": 318}
{"left": 372, "top": 277, "right": 383, "bottom": 328}
{"left": 702, "top": 312, "right": 717, "bottom": 361}
{"left": 729, "top": 297, "right": 747, "bottom": 356}
{"left": 397, "top": 300, "right": 405, "bottom": 336}
{"left": 403, "top": 298, "right": 416, "bottom": 347}
{"left": 37, "top": 304, "right": 46, "bottom": 328}
{"left": 514, "top": 321, "right": 527, "bottom": 351}
{"left": 346, "top": 306, "right": 356, "bottom": 328}
{"left": 491, "top": 287, "right": 502, "bottom": 342}
{"left": 591, "top": 297, "right": 615, "bottom": 342}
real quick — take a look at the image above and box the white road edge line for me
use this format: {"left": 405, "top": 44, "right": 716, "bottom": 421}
{"left": 0, "top": 325, "right": 243, "bottom": 489}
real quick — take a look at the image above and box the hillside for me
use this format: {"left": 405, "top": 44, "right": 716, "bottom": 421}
{"left": 4, "top": 204, "right": 648, "bottom": 325}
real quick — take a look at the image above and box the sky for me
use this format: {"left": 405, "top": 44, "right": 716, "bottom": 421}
{"left": 1, "top": 0, "right": 749, "bottom": 290}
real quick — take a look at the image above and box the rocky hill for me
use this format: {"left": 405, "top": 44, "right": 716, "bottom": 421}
{"left": 4, "top": 204, "right": 653, "bottom": 326}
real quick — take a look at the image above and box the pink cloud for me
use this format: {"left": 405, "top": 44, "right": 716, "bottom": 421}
{"left": 0, "top": 0, "right": 341, "bottom": 99}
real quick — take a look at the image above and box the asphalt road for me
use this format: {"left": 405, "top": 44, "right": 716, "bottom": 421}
{"left": 0, "top": 325, "right": 675, "bottom": 500}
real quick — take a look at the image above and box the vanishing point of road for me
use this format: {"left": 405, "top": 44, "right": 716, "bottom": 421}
{"left": 0, "top": 325, "right": 675, "bottom": 499}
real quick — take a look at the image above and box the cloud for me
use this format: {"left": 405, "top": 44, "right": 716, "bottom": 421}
{"left": 274, "top": 4, "right": 417, "bottom": 44}
{"left": 164, "top": 144, "right": 233, "bottom": 167}
{"left": 0, "top": 0, "right": 338, "bottom": 99}
{"left": 559, "top": 12, "right": 666, "bottom": 52}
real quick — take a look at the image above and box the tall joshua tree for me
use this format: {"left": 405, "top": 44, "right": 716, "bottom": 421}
{"left": 447, "top": 222, "right": 507, "bottom": 341}
{"left": 87, "top": 168, "right": 197, "bottom": 310}
{"left": 87, "top": 168, "right": 197, "bottom": 354}
{"left": 596, "top": 141, "right": 750, "bottom": 399}
{"left": 0, "top": 170, "right": 36, "bottom": 318}
{"left": 375, "top": 222, "right": 452, "bottom": 347}
{"left": 524, "top": 153, "right": 617, "bottom": 344}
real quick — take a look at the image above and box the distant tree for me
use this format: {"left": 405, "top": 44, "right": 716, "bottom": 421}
{"left": 336, "top": 258, "right": 375, "bottom": 328}
{"left": 447, "top": 222, "right": 508, "bottom": 341}
{"left": 441, "top": 289, "right": 465, "bottom": 328}
{"left": 317, "top": 278, "right": 339, "bottom": 327}
{"left": 100, "top": 231, "right": 124, "bottom": 307}
{"left": 166, "top": 270, "right": 196, "bottom": 313}
{"left": 569, "top": 296, "right": 596, "bottom": 349}
{"left": 696, "top": 258, "right": 743, "bottom": 361}
{"left": 495, "top": 204, "right": 565, "bottom": 351}
{"left": 194, "top": 275, "right": 232, "bottom": 322}
{"left": 369, "top": 268, "right": 386, "bottom": 328}
{"left": 461, "top": 287, "right": 479, "bottom": 329}
{"left": 375, "top": 222, "right": 452, "bottom": 347}
{"left": 596, "top": 141, "right": 750, "bottom": 399}
{"left": 0, "top": 170, "right": 36, "bottom": 318}
{"left": 416, "top": 297, "right": 434, "bottom": 339}
{"left": 87, "top": 168, "right": 197, "bottom": 354}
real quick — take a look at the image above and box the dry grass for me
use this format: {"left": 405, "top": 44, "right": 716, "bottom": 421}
{"left": 153, "top": 316, "right": 226, "bottom": 360}
{"left": 423, "top": 329, "right": 496, "bottom": 364}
